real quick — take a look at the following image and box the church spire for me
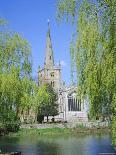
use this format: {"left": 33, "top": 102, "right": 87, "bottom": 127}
{"left": 44, "top": 20, "right": 54, "bottom": 68}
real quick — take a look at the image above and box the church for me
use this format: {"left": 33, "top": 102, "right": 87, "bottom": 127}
{"left": 38, "top": 21, "right": 88, "bottom": 123}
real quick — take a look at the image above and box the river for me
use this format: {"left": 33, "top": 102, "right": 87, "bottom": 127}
{"left": 0, "top": 133, "right": 115, "bottom": 155}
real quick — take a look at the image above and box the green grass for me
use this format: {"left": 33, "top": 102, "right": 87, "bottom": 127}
{"left": 8, "top": 126, "right": 110, "bottom": 138}
{"left": 9, "top": 128, "right": 72, "bottom": 137}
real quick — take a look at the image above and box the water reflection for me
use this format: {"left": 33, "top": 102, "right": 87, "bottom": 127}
{"left": 0, "top": 134, "right": 115, "bottom": 155}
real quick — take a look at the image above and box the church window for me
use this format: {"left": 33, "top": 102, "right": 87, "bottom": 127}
{"left": 68, "top": 94, "right": 81, "bottom": 111}
{"left": 50, "top": 56, "right": 51, "bottom": 60}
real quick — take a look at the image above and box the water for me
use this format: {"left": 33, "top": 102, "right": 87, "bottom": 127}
{"left": 0, "top": 134, "right": 115, "bottom": 155}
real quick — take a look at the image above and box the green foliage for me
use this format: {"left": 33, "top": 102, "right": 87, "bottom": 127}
{"left": 76, "top": 1, "right": 102, "bottom": 118}
{"left": 98, "top": 0, "right": 116, "bottom": 145}
{"left": 11, "top": 128, "right": 72, "bottom": 137}
{"left": 57, "top": 0, "right": 77, "bottom": 22}
{"left": 38, "top": 84, "right": 58, "bottom": 122}
{"left": 2, "top": 110, "right": 20, "bottom": 132}
{"left": 0, "top": 18, "right": 7, "bottom": 25}
{"left": 57, "top": 0, "right": 115, "bottom": 144}
{"left": 111, "top": 115, "right": 116, "bottom": 147}
{"left": 0, "top": 17, "right": 34, "bottom": 131}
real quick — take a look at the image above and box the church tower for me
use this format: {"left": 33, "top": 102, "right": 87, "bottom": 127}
{"left": 38, "top": 21, "right": 61, "bottom": 91}
{"left": 44, "top": 21, "right": 54, "bottom": 68}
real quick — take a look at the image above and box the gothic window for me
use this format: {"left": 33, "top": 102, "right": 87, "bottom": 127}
{"left": 68, "top": 93, "right": 81, "bottom": 111}
{"left": 50, "top": 56, "right": 51, "bottom": 60}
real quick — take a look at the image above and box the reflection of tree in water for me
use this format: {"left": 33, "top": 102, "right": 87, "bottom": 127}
{"left": 0, "top": 136, "right": 20, "bottom": 153}
{"left": 37, "top": 141, "right": 60, "bottom": 155}
{"left": 0, "top": 136, "right": 60, "bottom": 155}
{"left": 0, "top": 135, "right": 115, "bottom": 155}
{"left": 18, "top": 136, "right": 60, "bottom": 155}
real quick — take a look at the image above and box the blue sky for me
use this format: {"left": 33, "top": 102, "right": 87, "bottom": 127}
{"left": 0, "top": 0, "right": 75, "bottom": 85}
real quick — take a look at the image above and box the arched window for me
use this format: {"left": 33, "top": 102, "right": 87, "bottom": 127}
{"left": 68, "top": 93, "right": 81, "bottom": 111}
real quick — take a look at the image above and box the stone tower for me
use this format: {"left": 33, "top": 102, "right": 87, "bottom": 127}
{"left": 44, "top": 21, "right": 54, "bottom": 68}
{"left": 38, "top": 21, "right": 61, "bottom": 91}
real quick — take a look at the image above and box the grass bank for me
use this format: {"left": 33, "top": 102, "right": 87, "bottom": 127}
{"left": 8, "top": 126, "right": 111, "bottom": 137}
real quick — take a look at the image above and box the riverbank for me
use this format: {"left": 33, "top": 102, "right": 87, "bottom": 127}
{"left": 8, "top": 126, "right": 111, "bottom": 137}
{"left": 20, "top": 121, "right": 110, "bottom": 129}
{"left": 0, "top": 121, "right": 111, "bottom": 137}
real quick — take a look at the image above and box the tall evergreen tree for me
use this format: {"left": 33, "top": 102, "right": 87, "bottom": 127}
{"left": 38, "top": 84, "right": 58, "bottom": 122}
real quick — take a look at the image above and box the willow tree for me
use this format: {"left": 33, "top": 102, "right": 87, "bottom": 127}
{"left": 57, "top": 0, "right": 103, "bottom": 118}
{"left": 98, "top": 0, "right": 116, "bottom": 145}
{"left": 57, "top": 0, "right": 115, "bottom": 145}
{"left": 0, "top": 18, "right": 33, "bottom": 130}
{"left": 57, "top": 0, "right": 115, "bottom": 118}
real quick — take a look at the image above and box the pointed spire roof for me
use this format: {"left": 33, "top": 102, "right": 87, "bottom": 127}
{"left": 44, "top": 20, "right": 54, "bottom": 68}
